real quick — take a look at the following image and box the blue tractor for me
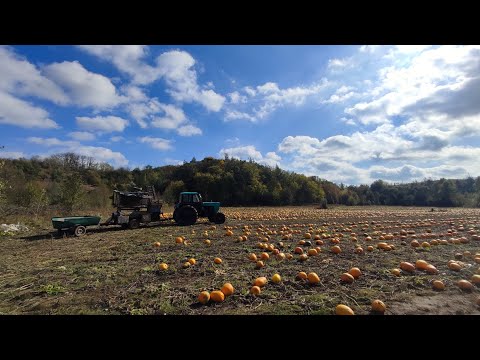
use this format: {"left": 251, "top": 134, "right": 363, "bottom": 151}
{"left": 173, "top": 192, "right": 226, "bottom": 226}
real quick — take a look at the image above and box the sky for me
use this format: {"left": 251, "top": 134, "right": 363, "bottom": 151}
{"left": 1, "top": 45, "right": 480, "bottom": 185}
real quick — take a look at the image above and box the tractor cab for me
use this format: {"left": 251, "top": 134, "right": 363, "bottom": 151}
{"left": 173, "top": 191, "right": 225, "bottom": 226}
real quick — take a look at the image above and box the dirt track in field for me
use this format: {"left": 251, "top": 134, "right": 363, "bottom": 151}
{"left": 1, "top": 206, "right": 479, "bottom": 315}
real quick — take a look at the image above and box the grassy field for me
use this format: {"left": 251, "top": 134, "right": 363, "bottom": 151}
{"left": 1, "top": 206, "right": 479, "bottom": 315}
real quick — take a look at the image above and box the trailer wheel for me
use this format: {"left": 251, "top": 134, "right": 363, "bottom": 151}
{"left": 74, "top": 226, "right": 87, "bottom": 237}
{"left": 128, "top": 219, "right": 139, "bottom": 229}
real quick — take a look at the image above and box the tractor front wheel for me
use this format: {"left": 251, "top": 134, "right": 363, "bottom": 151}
{"left": 214, "top": 212, "right": 226, "bottom": 224}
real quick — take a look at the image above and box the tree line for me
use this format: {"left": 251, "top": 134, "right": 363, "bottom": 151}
{"left": 1, "top": 153, "right": 479, "bottom": 216}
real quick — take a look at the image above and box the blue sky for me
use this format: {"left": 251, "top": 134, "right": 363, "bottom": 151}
{"left": 1, "top": 45, "right": 480, "bottom": 184}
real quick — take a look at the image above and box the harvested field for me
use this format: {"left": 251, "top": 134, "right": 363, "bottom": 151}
{"left": 1, "top": 206, "right": 479, "bottom": 315}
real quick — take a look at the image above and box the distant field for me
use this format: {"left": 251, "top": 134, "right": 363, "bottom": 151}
{"left": 1, "top": 206, "right": 479, "bottom": 315}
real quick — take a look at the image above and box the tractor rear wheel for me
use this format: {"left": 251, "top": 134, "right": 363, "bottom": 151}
{"left": 214, "top": 212, "right": 226, "bottom": 224}
{"left": 128, "top": 219, "right": 139, "bottom": 229}
{"left": 177, "top": 205, "right": 198, "bottom": 226}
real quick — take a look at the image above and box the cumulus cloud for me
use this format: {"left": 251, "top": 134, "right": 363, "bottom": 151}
{"left": 156, "top": 50, "right": 225, "bottom": 111}
{"left": 138, "top": 136, "right": 173, "bottom": 151}
{"left": 224, "top": 79, "right": 329, "bottom": 122}
{"left": 78, "top": 46, "right": 225, "bottom": 112}
{"left": 0, "top": 46, "right": 68, "bottom": 104}
{"left": 177, "top": 125, "right": 202, "bottom": 136}
{"left": 27, "top": 137, "right": 128, "bottom": 167}
{"left": 0, "top": 92, "right": 59, "bottom": 129}
{"left": 151, "top": 104, "right": 187, "bottom": 129}
{"left": 76, "top": 116, "right": 129, "bottom": 133}
{"left": 68, "top": 131, "right": 96, "bottom": 141}
{"left": 219, "top": 145, "right": 281, "bottom": 167}
{"left": 43, "top": 61, "right": 124, "bottom": 108}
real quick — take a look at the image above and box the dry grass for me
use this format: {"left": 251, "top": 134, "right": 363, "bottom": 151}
{"left": 0, "top": 206, "right": 479, "bottom": 315}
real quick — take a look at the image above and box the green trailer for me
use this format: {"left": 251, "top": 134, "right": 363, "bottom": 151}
{"left": 51, "top": 216, "right": 101, "bottom": 236}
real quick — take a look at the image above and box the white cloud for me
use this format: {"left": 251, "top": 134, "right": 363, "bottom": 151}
{"left": 110, "top": 136, "right": 124, "bottom": 142}
{"left": 76, "top": 45, "right": 155, "bottom": 85}
{"left": 43, "top": 61, "right": 124, "bottom": 108}
{"left": 76, "top": 115, "right": 129, "bottom": 133}
{"left": 27, "top": 137, "right": 128, "bottom": 167}
{"left": 225, "top": 79, "right": 329, "bottom": 122}
{"left": 0, "top": 151, "right": 25, "bottom": 159}
{"left": 156, "top": 50, "right": 225, "bottom": 111}
{"left": 359, "top": 45, "right": 381, "bottom": 53}
{"left": 177, "top": 125, "right": 202, "bottom": 136}
{"left": 68, "top": 131, "right": 96, "bottom": 141}
{"left": 219, "top": 145, "right": 281, "bottom": 167}
{"left": 28, "top": 137, "right": 78, "bottom": 147}
{"left": 79, "top": 46, "right": 225, "bottom": 112}
{"left": 151, "top": 104, "right": 187, "bottom": 129}
{"left": 138, "top": 136, "right": 172, "bottom": 151}
{"left": 0, "top": 46, "right": 68, "bottom": 104}
{"left": 0, "top": 92, "right": 59, "bottom": 129}
{"left": 346, "top": 46, "right": 480, "bottom": 126}
{"left": 228, "top": 91, "right": 246, "bottom": 104}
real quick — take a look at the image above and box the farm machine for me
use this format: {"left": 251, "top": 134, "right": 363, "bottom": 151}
{"left": 52, "top": 187, "right": 226, "bottom": 236}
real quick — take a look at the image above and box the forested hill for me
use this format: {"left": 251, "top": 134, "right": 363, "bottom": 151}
{"left": 1, "top": 153, "right": 479, "bottom": 213}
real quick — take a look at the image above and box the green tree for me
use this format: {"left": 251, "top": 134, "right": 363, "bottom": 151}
{"left": 60, "top": 175, "right": 85, "bottom": 213}
{"left": 162, "top": 180, "right": 185, "bottom": 204}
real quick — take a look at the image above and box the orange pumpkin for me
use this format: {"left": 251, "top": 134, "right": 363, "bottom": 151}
{"left": 175, "top": 236, "right": 184, "bottom": 244}
{"left": 371, "top": 300, "right": 386, "bottom": 313}
{"left": 198, "top": 291, "right": 210, "bottom": 304}
{"left": 425, "top": 264, "right": 438, "bottom": 275}
{"left": 294, "top": 247, "right": 304, "bottom": 254}
{"left": 221, "top": 283, "right": 234, "bottom": 296}
{"left": 204, "top": 239, "right": 211, "bottom": 246}
{"left": 255, "top": 260, "right": 265, "bottom": 269}
{"left": 158, "top": 263, "right": 168, "bottom": 271}
{"left": 448, "top": 262, "right": 461, "bottom": 271}
{"left": 214, "top": 257, "right": 223, "bottom": 264}
{"left": 253, "top": 277, "right": 267, "bottom": 287}
{"left": 248, "top": 253, "right": 257, "bottom": 262}
{"left": 391, "top": 268, "right": 401, "bottom": 276}
{"left": 367, "top": 246, "right": 374, "bottom": 252}
{"left": 260, "top": 252, "right": 270, "bottom": 260}
{"left": 331, "top": 245, "right": 342, "bottom": 254}
{"left": 296, "top": 272, "right": 308, "bottom": 281}
{"left": 250, "top": 286, "right": 261, "bottom": 295}
{"left": 183, "top": 261, "right": 191, "bottom": 268}
{"left": 188, "top": 258, "right": 196, "bottom": 265}
{"left": 340, "top": 273, "right": 355, "bottom": 283}
{"left": 471, "top": 274, "right": 480, "bottom": 284}
{"left": 348, "top": 267, "right": 362, "bottom": 279}
{"left": 457, "top": 280, "right": 473, "bottom": 291}
{"left": 307, "top": 272, "right": 320, "bottom": 284}
{"left": 153, "top": 242, "right": 161, "bottom": 247}
{"left": 400, "top": 262, "right": 415, "bottom": 273}
{"left": 432, "top": 280, "right": 445, "bottom": 291}
{"left": 415, "top": 260, "right": 429, "bottom": 270}
{"left": 336, "top": 304, "right": 354, "bottom": 315}
{"left": 308, "top": 248, "right": 318, "bottom": 256}
{"left": 210, "top": 290, "right": 225, "bottom": 302}
{"left": 299, "top": 254, "right": 308, "bottom": 261}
